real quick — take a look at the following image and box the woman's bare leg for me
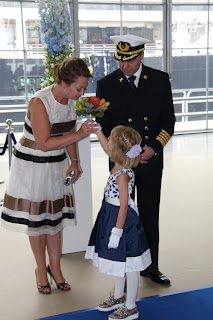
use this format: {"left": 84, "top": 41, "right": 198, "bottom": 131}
{"left": 46, "top": 231, "right": 70, "bottom": 289}
{"left": 29, "top": 234, "right": 51, "bottom": 293}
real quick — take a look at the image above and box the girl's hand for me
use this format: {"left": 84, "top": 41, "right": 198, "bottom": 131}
{"left": 108, "top": 227, "right": 123, "bottom": 249}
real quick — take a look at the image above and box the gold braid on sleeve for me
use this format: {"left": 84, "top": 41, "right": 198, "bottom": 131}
{"left": 156, "top": 130, "right": 171, "bottom": 147}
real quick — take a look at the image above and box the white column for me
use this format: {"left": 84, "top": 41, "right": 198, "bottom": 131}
{"left": 62, "top": 132, "right": 93, "bottom": 254}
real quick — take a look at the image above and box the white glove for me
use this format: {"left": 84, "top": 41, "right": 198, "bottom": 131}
{"left": 95, "top": 123, "right": 102, "bottom": 132}
{"left": 93, "top": 121, "right": 102, "bottom": 132}
{"left": 88, "top": 121, "right": 102, "bottom": 132}
{"left": 108, "top": 227, "right": 123, "bottom": 249}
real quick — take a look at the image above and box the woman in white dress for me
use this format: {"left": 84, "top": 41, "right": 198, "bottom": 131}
{"left": 1, "top": 57, "right": 98, "bottom": 294}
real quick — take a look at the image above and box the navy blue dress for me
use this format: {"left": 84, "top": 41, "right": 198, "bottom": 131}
{"left": 85, "top": 168, "right": 151, "bottom": 277}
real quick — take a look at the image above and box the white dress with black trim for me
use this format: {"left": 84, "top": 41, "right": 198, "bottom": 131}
{"left": 85, "top": 168, "right": 152, "bottom": 277}
{"left": 1, "top": 85, "right": 76, "bottom": 236}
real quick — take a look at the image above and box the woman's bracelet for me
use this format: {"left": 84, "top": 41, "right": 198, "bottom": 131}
{"left": 71, "top": 158, "right": 79, "bottom": 161}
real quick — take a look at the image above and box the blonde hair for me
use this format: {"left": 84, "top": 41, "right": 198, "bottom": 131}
{"left": 53, "top": 57, "right": 92, "bottom": 85}
{"left": 110, "top": 126, "right": 142, "bottom": 168}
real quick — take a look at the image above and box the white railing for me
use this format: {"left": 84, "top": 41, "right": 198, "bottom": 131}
{"left": 173, "top": 88, "right": 213, "bottom": 122}
{"left": 0, "top": 88, "right": 213, "bottom": 144}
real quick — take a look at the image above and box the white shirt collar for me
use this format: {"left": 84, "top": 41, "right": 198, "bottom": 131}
{"left": 125, "top": 63, "right": 142, "bottom": 87}
{"left": 134, "top": 63, "right": 142, "bottom": 79}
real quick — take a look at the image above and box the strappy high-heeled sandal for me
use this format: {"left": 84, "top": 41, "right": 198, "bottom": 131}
{"left": 47, "top": 265, "right": 71, "bottom": 291}
{"left": 35, "top": 269, "right": 51, "bottom": 294}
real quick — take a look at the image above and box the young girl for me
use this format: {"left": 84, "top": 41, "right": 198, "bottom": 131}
{"left": 85, "top": 125, "right": 151, "bottom": 320}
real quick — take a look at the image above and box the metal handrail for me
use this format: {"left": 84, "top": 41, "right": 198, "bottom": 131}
{"left": 0, "top": 122, "right": 23, "bottom": 127}
{"left": 0, "top": 104, "right": 27, "bottom": 109}
{"left": 0, "top": 109, "right": 27, "bottom": 114}
{"left": 0, "top": 96, "right": 28, "bottom": 101}
{"left": 173, "top": 95, "right": 213, "bottom": 101}
{"left": 175, "top": 111, "right": 213, "bottom": 117}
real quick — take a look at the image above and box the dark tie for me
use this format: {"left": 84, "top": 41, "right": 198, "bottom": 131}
{"left": 128, "top": 75, "right": 137, "bottom": 93}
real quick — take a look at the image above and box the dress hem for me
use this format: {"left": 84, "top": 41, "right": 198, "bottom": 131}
{"left": 85, "top": 246, "right": 152, "bottom": 277}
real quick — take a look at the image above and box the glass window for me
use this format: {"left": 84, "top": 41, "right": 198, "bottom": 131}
{"left": 122, "top": 4, "right": 163, "bottom": 71}
{"left": 0, "top": 1, "right": 45, "bottom": 100}
{"left": 0, "top": 1, "right": 45, "bottom": 136}
{"left": 0, "top": 1, "right": 213, "bottom": 136}
{"left": 0, "top": 2, "right": 22, "bottom": 52}
{"left": 209, "top": 6, "right": 213, "bottom": 88}
{"left": 80, "top": 0, "right": 163, "bottom": 3}
{"left": 172, "top": 5, "right": 208, "bottom": 50}
{"left": 122, "top": 0, "right": 162, "bottom": 3}
{"left": 173, "top": 1, "right": 211, "bottom": 3}
{"left": 172, "top": 5, "right": 211, "bottom": 132}
{"left": 78, "top": 2, "right": 163, "bottom": 94}
{"left": 78, "top": 3, "right": 120, "bottom": 93}
{"left": 25, "top": 19, "right": 42, "bottom": 45}
{"left": 0, "top": 53, "right": 21, "bottom": 99}
{"left": 22, "top": 1, "right": 46, "bottom": 96}
{"left": 172, "top": 49, "right": 207, "bottom": 90}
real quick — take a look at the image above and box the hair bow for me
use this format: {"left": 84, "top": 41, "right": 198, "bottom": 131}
{"left": 126, "top": 144, "right": 142, "bottom": 158}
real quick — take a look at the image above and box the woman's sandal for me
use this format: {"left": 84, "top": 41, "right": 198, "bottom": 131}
{"left": 47, "top": 265, "right": 71, "bottom": 291}
{"left": 35, "top": 269, "right": 51, "bottom": 294}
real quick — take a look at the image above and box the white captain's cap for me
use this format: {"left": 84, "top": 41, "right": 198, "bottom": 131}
{"left": 110, "top": 34, "right": 150, "bottom": 61}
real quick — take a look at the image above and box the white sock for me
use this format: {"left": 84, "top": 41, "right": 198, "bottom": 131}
{"left": 114, "top": 275, "right": 125, "bottom": 299}
{"left": 126, "top": 271, "right": 138, "bottom": 310}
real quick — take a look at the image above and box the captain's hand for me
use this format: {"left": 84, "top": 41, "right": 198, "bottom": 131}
{"left": 140, "top": 146, "right": 155, "bottom": 164}
{"left": 108, "top": 227, "right": 123, "bottom": 249}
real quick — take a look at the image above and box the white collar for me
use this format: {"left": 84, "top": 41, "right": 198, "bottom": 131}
{"left": 125, "top": 63, "right": 142, "bottom": 87}
{"left": 134, "top": 63, "right": 142, "bottom": 79}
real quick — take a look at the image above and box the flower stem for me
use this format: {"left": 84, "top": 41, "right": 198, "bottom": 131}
{"left": 88, "top": 114, "right": 93, "bottom": 120}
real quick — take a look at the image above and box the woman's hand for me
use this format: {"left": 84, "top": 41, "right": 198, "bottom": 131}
{"left": 66, "top": 161, "right": 81, "bottom": 184}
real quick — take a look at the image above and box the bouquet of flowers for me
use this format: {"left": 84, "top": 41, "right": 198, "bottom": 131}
{"left": 73, "top": 97, "right": 109, "bottom": 119}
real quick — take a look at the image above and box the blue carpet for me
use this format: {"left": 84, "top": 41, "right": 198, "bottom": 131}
{"left": 36, "top": 285, "right": 213, "bottom": 320}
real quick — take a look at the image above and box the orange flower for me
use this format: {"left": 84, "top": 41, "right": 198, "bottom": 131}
{"left": 99, "top": 99, "right": 108, "bottom": 111}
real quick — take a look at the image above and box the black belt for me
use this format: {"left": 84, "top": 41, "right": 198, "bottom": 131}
{"left": 24, "top": 122, "right": 63, "bottom": 137}
{"left": 13, "top": 149, "right": 66, "bottom": 163}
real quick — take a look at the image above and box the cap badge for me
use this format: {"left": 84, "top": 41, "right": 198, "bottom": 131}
{"left": 143, "top": 75, "right": 148, "bottom": 79}
{"left": 118, "top": 42, "right": 130, "bottom": 52}
{"left": 119, "top": 78, "right": 123, "bottom": 82}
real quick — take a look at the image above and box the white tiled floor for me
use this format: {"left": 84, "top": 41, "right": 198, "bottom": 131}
{"left": 0, "top": 133, "right": 213, "bottom": 320}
